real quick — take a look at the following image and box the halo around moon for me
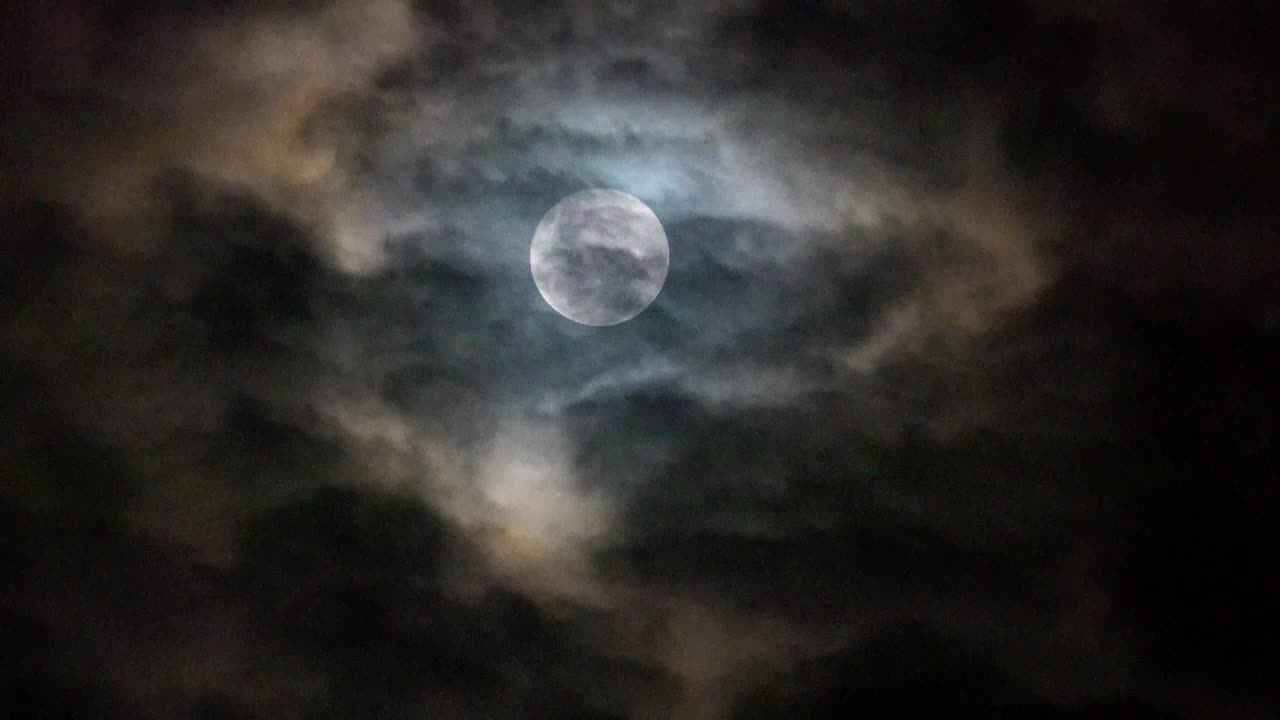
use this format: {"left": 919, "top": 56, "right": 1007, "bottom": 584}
{"left": 530, "top": 189, "right": 670, "bottom": 326}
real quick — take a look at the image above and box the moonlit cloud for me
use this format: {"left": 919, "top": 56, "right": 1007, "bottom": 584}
{"left": 3, "top": 1, "right": 1278, "bottom": 718}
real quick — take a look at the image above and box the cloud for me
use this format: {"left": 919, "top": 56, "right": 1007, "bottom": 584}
{"left": 1, "top": 0, "right": 419, "bottom": 270}
{"left": 3, "top": 1, "right": 1278, "bottom": 718}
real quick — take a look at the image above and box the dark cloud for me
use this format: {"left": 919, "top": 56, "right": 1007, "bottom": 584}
{"left": 727, "top": 618, "right": 1019, "bottom": 717}
{"left": 3, "top": 0, "right": 1278, "bottom": 718}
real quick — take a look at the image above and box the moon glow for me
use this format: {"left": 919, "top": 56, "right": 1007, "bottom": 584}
{"left": 530, "top": 189, "right": 670, "bottom": 326}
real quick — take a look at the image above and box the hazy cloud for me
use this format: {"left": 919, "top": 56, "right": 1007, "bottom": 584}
{"left": 3, "top": 1, "right": 1277, "bottom": 718}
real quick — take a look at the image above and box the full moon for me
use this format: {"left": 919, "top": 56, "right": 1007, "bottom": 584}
{"left": 530, "top": 189, "right": 670, "bottom": 326}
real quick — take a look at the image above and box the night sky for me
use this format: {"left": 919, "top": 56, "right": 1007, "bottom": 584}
{"left": 3, "top": 1, "right": 1278, "bottom": 718}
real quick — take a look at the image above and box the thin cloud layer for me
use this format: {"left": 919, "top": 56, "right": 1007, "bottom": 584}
{"left": 2, "top": 1, "right": 1277, "bottom": 718}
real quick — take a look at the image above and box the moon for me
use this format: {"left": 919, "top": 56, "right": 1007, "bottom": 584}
{"left": 530, "top": 189, "right": 670, "bottom": 326}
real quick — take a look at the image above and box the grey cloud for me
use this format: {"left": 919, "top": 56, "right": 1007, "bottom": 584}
{"left": 4, "top": 1, "right": 1279, "bottom": 718}
{"left": 0, "top": 187, "right": 679, "bottom": 719}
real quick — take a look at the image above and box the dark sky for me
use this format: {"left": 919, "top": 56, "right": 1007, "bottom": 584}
{"left": 2, "top": 1, "right": 1278, "bottom": 718}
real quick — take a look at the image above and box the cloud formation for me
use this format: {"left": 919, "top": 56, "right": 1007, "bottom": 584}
{"left": 3, "top": 1, "right": 1278, "bottom": 718}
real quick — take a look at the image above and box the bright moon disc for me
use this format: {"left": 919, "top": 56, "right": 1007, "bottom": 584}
{"left": 530, "top": 189, "right": 670, "bottom": 326}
